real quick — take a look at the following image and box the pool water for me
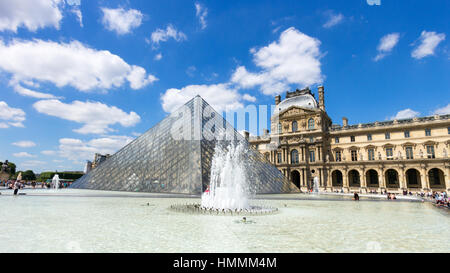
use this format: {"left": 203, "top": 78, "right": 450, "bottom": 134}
{"left": 0, "top": 189, "right": 448, "bottom": 253}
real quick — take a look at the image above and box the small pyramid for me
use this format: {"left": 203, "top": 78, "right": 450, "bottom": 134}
{"left": 71, "top": 96, "right": 299, "bottom": 194}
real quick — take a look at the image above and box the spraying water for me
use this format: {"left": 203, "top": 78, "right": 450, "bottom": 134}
{"left": 52, "top": 174, "right": 60, "bottom": 190}
{"left": 201, "top": 141, "right": 252, "bottom": 210}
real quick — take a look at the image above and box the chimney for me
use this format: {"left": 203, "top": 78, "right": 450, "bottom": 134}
{"left": 318, "top": 86, "right": 325, "bottom": 111}
{"left": 243, "top": 131, "right": 250, "bottom": 140}
{"left": 342, "top": 117, "right": 348, "bottom": 127}
{"left": 275, "top": 95, "right": 281, "bottom": 105}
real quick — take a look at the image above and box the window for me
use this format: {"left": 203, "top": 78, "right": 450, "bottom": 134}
{"left": 335, "top": 151, "right": 342, "bottom": 162}
{"left": 291, "top": 150, "right": 299, "bottom": 164}
{"left": 406, "top": 147, "right": 413, "bottom": 159}
{"left": 308, "top": 118, "right": 315, "bottom": 130}
{"left": 309, "top": 150, "right": 315, "bottom": 162}
{"left": 292, "top": 121, "right": 298, "bottom": 132}
{"left": 350, "top": 136, "right": 355, "bottom": 142}
{"left": 277, "top": 152, "right": 282, "bottom": 164}
{"left": 368, "top": 149, "right": 375, "bottom": 161}
{"left": 385, "top": 132, "right": 390, "bottom": 140}
{"left": 335, "top": 137, "right": 339, "bottom": 144}
{"left": 278, "top": 123, "right": 282, "bottom": 133}
{"left": 386, "top": 148, "right": 393, "bottom": 160}
{"left": 309, "top": 137, "right": 314, "bottom": 143}
{"left": 367, "top": 134, "right": 372, "bottom": 141}
{"left": 425, "top": 128, "right": 431, "bottom": 136}
{"left": 426, "top": 145, "right": 435, "bottom": 159}
{"left": 448, "top": 127, "right": 450, "bottom": 135}
{"left": 404, "top": 131, "right": 410, "bottom": 138}
{"left": 351, "top": 150, "right": 358, "bottom": 161}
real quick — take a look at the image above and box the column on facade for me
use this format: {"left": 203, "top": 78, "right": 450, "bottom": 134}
{"left": 343, "top": 169, "right": 349, "bottom": 189}
{"left": 361, "top": 168, "right": 367, "bottom": 189}
{"left": 421, "top": 168, "right": 430, "bottom": 190}
{"left": 446, "top": 166, "right": 450, "bottom": 191}
{"left": 399, "top": 168, "right": 406, "bottom": 190}
{"left": 379, "top": 168, "right": 386, "bottom": 189}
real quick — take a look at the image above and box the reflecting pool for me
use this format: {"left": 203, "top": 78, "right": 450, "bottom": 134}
{"left": 0, "top": 189, "right": 448, "bottom": 253}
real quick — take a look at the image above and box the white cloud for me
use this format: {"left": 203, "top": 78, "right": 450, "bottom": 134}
{"left": 0, "top": 39, "right": 157, "bottom": 92}
{"left": 150, "top": 24, "right": 187, "bottom": 46}
{"left": 12, "top": 141, "right": 36, "bottom": 148}
{"left": 195, "top": 2, "right": 208, "bottom": 30}
{"left": 323, "top": 12, "right": 344, "bottom": 28}
{"left": 42, "top": 150, "right": 57, "bottom": 155}
{"left": 71, "top": 7, "right": 83, "bottom": 27}
{"left": 57, "top": 135, "right": 134, "bottom": 161}
{"left": 433, "top": 103, "right": 450, "bottom": 115}
{"left": 101, "top": 7, "right": 143, "bottom": 35}
{"left": 21, "top": 160, "right": 46, "bottom": 167}
{"left": 374, "top": 33, "right": 400, "bottom": 61}
{"left": 242, "top": 94, "right": 257, "bottom": 102}
{"left": 0, "top": 101, "right": 26, "bottom": 128}
{"left": 12, "top": 83, "right": 60, "bottom": 99}
{"left": 412, "top": 31, "right": 446, "bottom": 59}
{"left": 0, "top": 0, "right": 63, "bottom": 32}
{"left": 33, "top": 99, "right": 141, "bottom": 134}
{"left": 390, "top": 108, "right": 420, "bottom": 120}
{"left": 127, "top": 65, "right": 158, "bottom": 89}
{"left": 154, "top": 53, "right": 162, "bottom": 61}
{"left": 161, "top": 84, "right": 245, "bottom": 113}
{"left": 13, "top": 152, "right": 35, "bottom": 158}
{"left": 231, "top": 27, "right": 323, "bottom": 95}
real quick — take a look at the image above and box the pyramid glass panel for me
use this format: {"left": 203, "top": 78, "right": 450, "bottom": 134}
{"left": 71, "top": 96, "right": 299, "bottom": 194}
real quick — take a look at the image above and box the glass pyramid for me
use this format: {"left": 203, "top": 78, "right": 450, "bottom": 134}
{"left": 71, "top": 96, "right": 299, "bottom": 194}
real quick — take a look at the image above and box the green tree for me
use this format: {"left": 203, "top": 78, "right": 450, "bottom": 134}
{"left": 22, "top": 170, "right": 36, "bottom": 180}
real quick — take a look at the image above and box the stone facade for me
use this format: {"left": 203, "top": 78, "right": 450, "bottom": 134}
{"left": 249, "top": 86, "right": 450, "bottom": 193}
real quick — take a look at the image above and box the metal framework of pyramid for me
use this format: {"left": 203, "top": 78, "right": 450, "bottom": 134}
{"left": 71, "top": 96, "right": 299, "bottom": 194}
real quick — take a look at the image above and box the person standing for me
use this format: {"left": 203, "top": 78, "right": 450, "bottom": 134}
{"left": 13, "top": 181, "right": 21, "bottom": 195}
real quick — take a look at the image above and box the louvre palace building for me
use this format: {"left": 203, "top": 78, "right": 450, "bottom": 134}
{"left": 248, "top": 86, "right": 450, "bottom": 193}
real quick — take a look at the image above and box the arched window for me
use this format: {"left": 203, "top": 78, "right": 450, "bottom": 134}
{"left": 292, "top": 121, "right": 298, "bottom": 132}
{"left": 278, "top": 123, "right": 282, "bottom": 133}
{"left": 291, "top": 149, "right": 299, "bottom": 164}
{"left": 308, "top": 118, "right": 315, "bottom": 130}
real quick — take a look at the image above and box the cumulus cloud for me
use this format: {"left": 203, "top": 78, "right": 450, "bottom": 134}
{"left": 374, "top": 33, "right": 400, "bottom": 61}
{"left": 231, "top": 27, "right": 323, "bottom": 95}
{"left": 101, "top": 7, "right": 143, "bottom": 35}
{"left": 412, "top": 31, "right": 446, "bottom": 59}
{"left": 71, "top": 7, "right": 83, "bottom": 27}
{"left": 33, "top": 99, "right": 141, "bottom": 134}
{"left": 195, "top": 2, "right": 208, "bottom": 30}
{"left": 12, "top": 83, "right": 60, "bottom": 99}
{"left": 390, "top": 108, "right": 420, "bottom": 120}
{"left": 150, "top": 24, "right": 187, "bottom": 46}
{"left": 161, "top": 84, "right": 245, "bottom": 113}
{"left": 12, "top": 141, "right": 36, "bottom": 148}
{"left": 433, "top": 103, "right": 450, "bottom": 115}
{"left": 323, "top": 12, "right": 344, "bottom": 28}
{"left": 0, "top": 0, "right": 63, "bottom": 32}
{"left": 57, "top": 135, "right": 134, "bottom": 161}
{"left": 154, "top": 53, "right": 162, "bottom": 61}
{"left": 41, "top": 150, "right": 57, "bottom": 155}
{"left": 0, "top": 39, "right": 157, "bottom": 92}
{"left": 13, "top": 152, "right": 35, "bottom": 158}
{"left": 0, "top": 101, "right": 26, "bottom": 128}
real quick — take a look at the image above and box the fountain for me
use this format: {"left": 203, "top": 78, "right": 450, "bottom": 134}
{"left": 201, "top": 140, "right": 251, "bottom": 210}
{"left": 52, "top": 174, "right": 60, "bottom": 190}
{"left": 313, "top": 176, "right": 320, "bottom": 194}
{"left": 171, "top": 140, "right": 277, "bottom": 216}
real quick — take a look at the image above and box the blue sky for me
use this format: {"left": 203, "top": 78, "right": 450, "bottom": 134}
{"left": 0, "top": 0, "right": 448, "bottom": 173}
